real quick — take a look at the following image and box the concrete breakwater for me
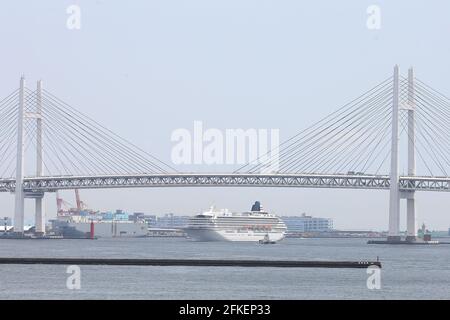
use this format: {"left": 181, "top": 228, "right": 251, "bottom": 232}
{"left": 0, "top": 257, "right": 381, "bottom": 268}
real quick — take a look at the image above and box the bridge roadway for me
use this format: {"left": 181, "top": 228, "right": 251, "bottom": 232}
{"left": 0, "top": 173, "right": 449, "bottom": 193}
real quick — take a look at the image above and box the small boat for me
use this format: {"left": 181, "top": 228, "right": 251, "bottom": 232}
{"left": 258, "top": 234, "right": 276, "bottom": 244}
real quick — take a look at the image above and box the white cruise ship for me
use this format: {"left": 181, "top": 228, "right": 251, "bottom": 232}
{"left": 184, "top": 201, "right": 286, "bottom": 242}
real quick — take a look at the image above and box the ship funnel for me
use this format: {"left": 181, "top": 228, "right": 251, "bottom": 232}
{"left": 251, "top": 201, "right": 261, "bottom": 212}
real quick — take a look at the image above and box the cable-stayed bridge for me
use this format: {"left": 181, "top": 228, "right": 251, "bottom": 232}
{"left": 0, "top": 66, "right": 449, "bottom": 242}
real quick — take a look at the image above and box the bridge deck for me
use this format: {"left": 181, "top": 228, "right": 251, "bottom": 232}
{"left": 0, "top": 174, "right": 449, "bottom": 193}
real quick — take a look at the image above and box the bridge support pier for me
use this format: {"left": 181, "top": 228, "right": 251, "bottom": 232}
{"left": 406, "top": 196, "right": 416, "bottom": 242}
{"left": 34, "top": 196, "right": 45, "bottom": 236}
{"left": 399, "top": 191, "right": 416, "bottom": 241}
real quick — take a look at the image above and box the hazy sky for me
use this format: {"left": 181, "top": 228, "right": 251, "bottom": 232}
{"left": 0, "top": 0, "right": 449, "bottom": 230}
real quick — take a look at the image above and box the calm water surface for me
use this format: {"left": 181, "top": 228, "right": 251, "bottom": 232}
{"left": 0, "top": 237, "right": 449, "bottom": 299}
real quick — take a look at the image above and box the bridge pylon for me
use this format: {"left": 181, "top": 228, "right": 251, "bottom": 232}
{"left": 34, "top": 80, "right": 45, "bottom": 236}
{"left": 405, "top": 67, "right": 417, "bottom": 242}
{"left": 13, "top": 76, "right": 26, "bottom": 235}
{"left": 13, "top": 77, "right": 46, "bottom": 236}
{"left": 387, "top": 65, "right": 417, "bottom": 243}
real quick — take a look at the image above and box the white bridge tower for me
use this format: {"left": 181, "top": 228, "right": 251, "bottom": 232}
{"left": 387, "top": 66, "right": 417, "bottom": 243}
{"left": 13, "top": 77, "right": 46, "bottom": 236}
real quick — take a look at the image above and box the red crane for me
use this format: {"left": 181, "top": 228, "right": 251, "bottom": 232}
{"left": 56, "top": 189, "right": 92, "bottom": 216}
{"left": 75, "top": 189, "right": 87, "bottom": 212}
{"left": 56, "top": 191, "right": 74, "bottom": 216}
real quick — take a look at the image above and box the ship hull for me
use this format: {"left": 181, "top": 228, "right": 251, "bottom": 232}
{"left": 54, "top": 221, "right": 148, "bottom": 238}
{"left": 185, "top": 228, "right": 285, "bottom": 242}
{"left": 64, "top": 221, "right": 148, "bottom": 238}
